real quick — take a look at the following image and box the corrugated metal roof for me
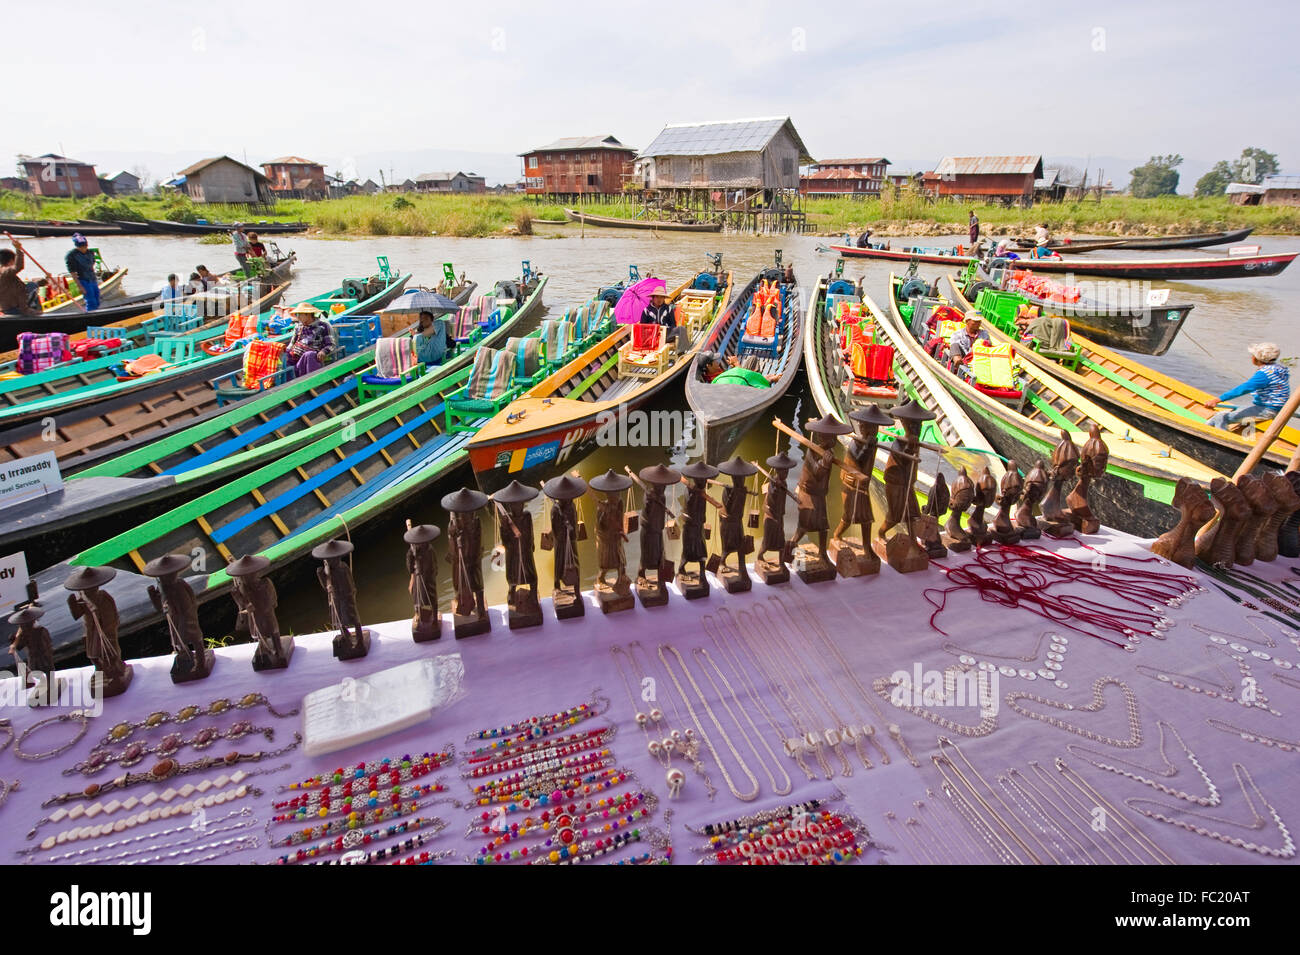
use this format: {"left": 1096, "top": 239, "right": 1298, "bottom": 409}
{"left": 639, "top": 117, "right": 813, "bottom": 162}
{"left": 522, "top": 135, "right": 633, "bottom": 155}
{"left": 934, "top": 155, "right": 1043, "bottom": 177}
{"left": 177, "top": 155, "right": 268, "bottom": 181}
{"left": 1263, "top": 175, "right": 1300, "bottom": 190}
{"left": 264, "top": 156, "right": 321, "bottom": 166}
{"left": 814, "top": 157, "right": 889, "bottom": 166}
{"left": 804, "top": 168, "right": 874, "bottom": 181}
{"left": 1226, "top": 183, "right": 1265, "bottom": 195}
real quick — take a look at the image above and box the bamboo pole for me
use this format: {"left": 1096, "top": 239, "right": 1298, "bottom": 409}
{"left": 1232, "top": 387, "right": 1300, "bottom": 479}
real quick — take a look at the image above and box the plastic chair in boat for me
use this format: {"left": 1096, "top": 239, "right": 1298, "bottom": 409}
{"left": 967, "top": 341, "right": 1023, "bottom": 400}
{"left": 212, "top": 339, "right": 291, "bottom": 406}
{"left": 676, "top": 290, "right": 715, "bottom": 338}
{"left": 617, "top": 323, "right": 671, "bottom": 378}
{"left": 358, "top": 336, "right": 423, "bottom": 403}
{"left": 538, "top": 318, "right": 577, "bottom": 369}
{"left": 445, "top": 346, "right": 520, "bottom": 433}
{"left": 505, "top": 335, "right": 545, "bottom": 388}
{"left": 333, "top": 316, "right": 382, "bottom": 357}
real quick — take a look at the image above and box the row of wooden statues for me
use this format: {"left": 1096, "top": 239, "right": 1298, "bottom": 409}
{"left": 1154, "top": 471, "right": 1300, "bottom": 568}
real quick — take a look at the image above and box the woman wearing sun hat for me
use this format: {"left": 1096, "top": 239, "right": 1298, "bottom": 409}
{"left": 286, "top": 302, "right": 332, "bottom": 375}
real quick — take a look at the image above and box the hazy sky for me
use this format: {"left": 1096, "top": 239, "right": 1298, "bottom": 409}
{"left": 7, "top": 0, "right": 1295, "bottom": 186}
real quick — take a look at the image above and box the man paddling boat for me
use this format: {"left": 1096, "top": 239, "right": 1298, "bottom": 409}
{"left": 1206, "top": 342, "right": 1292, "bottom": 430}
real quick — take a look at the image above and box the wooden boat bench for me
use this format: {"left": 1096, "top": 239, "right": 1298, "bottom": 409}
{"left": 617, "top": 323, "right": 671, "bottom": 379}
{"left": 676, "top": 290, "right": 716, "bottom": 338}
{"left": 446, "top": 346, "right": 520, "bottom": 433}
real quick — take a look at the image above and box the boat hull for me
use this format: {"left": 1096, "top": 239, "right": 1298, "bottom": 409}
{"left": 1005, "top": 251, "right": 1296, "bottom": 281}
{"left": 563, "top": 208, "right": 722, "bottom": 232}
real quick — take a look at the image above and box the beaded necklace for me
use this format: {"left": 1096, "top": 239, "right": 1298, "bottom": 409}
{"left": 473, "top": 802, "right": 654, "bottom": 864}
{"left": 268, "top": 798, "right": 434, "bottom": 847}
{"left": 314, "top": 833, "right": 456, "bottom": 866}
{"left": 469, "top": 772, "right": 627, "bottom": 812}
{"left": 281, "top": 750, "right": 454, "bottom": 790}
{"left": 465, "top": 736, "right": 614, "bottom": 780}
{"left": 270, "top": 779, "right": 448, "bottom": 823}
{"left": 471, "top": 790, "right": 655, "bottom": 855}
{"left": 467, "top": 787, "right": 643, "bottom": 833}
{"left": 32, "top": 808, "right": 254, "bottom": 865}
{"left": 472, "top": 769, "right": 632, "bottom": 807}
{"left": 467, "top": 697, "right": 606, "bottom": 750}
{"left": 468, "top": 752, "right": 614, "bottom": 795}
{"left": 273, "top": 815, "right": 446, "bottom": 864}
{"left": 465, "top": 727, "right": 609, "bottom": 765}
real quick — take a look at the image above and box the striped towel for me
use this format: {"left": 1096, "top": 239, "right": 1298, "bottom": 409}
{"left": 538, "top": 319, "right": 571, "bottom": 364}
{"left": 242, "top": 339, "right": 287, "bottom": 388}
{"left": 17, "top": 333, "right": 72, "bottom": 375}
{"left": 463, "top": 346, "right": 514, "bottom": 402}
{"left": 505, "top": 336, "right": 542, "bottom": 379}
{"left": 374, "top": 337, "right": 418, "bottom": 378}
{"left": 452, "top": 305, "right": 478, "bottom": 340}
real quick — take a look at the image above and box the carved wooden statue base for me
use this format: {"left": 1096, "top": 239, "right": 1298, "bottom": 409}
{"left": 92, "top": 665, "right": 134, "bottom": 700}
{"left": 755, "top": 556, "right": 790, "bottom": 585}
{"left": 719, "top": 562, "right": 753, "bottom": 593}
{"left": 333, "top": 628, "right": 372, "bottom": 660}
{"left": 508, "top": 589, "right": 544, "bottom": 630}
{"left": 793, "top": 545, "right": 838, "bottom": 584}
{"left": 171, "top": 648, "right": 215, "bottom": 684}
{"left": 412, "top": 618, "right": 442, "bottom": 643}
{"left": 676, "top": 569, "right": 711, "bottom": 600}
{"left": 636, "top": 571, "right": 671, "bottom": 608}
{"left": 873, "top": 533, "right": 930, "bottom": 574}
{"left": 453, "top": 614, "right": 490, "bottom": 639}
{"left": 595, "top": 579, "right": 636, "bottom": 614}
{"left": 553, "top": 588, "right": 586, "bottom": 620}
{"left": 830, "top": 537, "right": 881, "bottom": 577}
{"left": 253, "top": 636, "right": 296, "bottom": 672}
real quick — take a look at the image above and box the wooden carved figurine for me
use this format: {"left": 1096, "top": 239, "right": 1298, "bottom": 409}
{"left": 754, "top": 451, "right": 797, "bottom": 585}
{"left": 873, "top": 401, "right": 935, "bottom": 573}
{"left": 543, "top": 474, "right": 588, "bottom": 619}
{"left": 774, "top": 414, "right": 852, "bottom": 583}
{"left": 8, "top": 604, "right": 57, "bottom": 705}
{"left": 1016, "top": 460, "right": 1049, "bottom": 540}
{"left": 442, "top": 488, "right": 491, "bottom": 637}
{"left": 943, "top": 467, "right": 976, "bottom": 552}
{"left": 228, "top": 554, "right": 293, "bottom": 670}
{"left": 832, "top": 405, "right": 893, "bottom": 576}
{"left": 716, "top": 456, "right": 758, "bottom": 593}
{"left": 1150, "top": 478, "right": 1214, "bottom": 568}
{"left": 590, "top": 469, "right": 635, "bottom": 613}
{"left": 145, "top": 553, "right": 214, "bottom": 684}
{"left": 677, "top": 462, "right": 720, "bottom": 599}
{"left": 1067, "top": 423, "right": 1108, "bottom": 534}
{"left": 629, "top": 464, "right": 681, "bottom": 607}
{"left": 1195, "top": 477, "right": 1250, "bottom": 568}
{"left": 1256, "top": 474, "right": 1300, "bottom": 563}
{"left": 312, "top": 539, "right": 371, "bottom": 659}
{"left": 967, "top": 466, "right": 997, "bottom": 547}
{"left": 402, "top": 523, "right": 442, "bottom": 641}
{"left": 1279, "top": 472, "right": 1300, "bottom": 559}
{"left": 992, "top": 462, "right": 1023, "bottom": 545}
{"left": 915, "top": 471, "right": 950, "bottom": 558}
{"left": 1041, "top": 430, "right": 1079, "bottom": 538}
{"left": 1232, "top": 474, "right": 1275, "bottom": 567}
{"left": 64, "top": 566, "right": 133, "bottom": 699}
{"left": 491, "top": 482, "right": 542, "bottom": 630}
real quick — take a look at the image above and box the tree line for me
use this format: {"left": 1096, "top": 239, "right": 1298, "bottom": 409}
{"left": 1126, "top": 148, "right": 1280, "bottom": 198}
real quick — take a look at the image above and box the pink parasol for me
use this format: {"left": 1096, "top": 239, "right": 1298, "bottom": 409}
{"left": 614, "top": 277, "right": 667, "bottom": 325}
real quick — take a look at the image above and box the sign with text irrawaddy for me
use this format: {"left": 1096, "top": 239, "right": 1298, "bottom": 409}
{"left": 0, "top": 552, "right": 29, "bottom": 614}
{"left": 0, "top": 451, "right": 63, "bottom": 510}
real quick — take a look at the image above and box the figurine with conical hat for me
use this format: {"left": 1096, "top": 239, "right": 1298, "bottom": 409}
{"left": 65, "top": 566, "right": 132, "bottom": 698}
{"left": 544, "top": 474, "right": 588, "bottom": 620}
{"left": 490, "top": 482, "right": 542, "bottom": 629}
{"left": 755, "top": 450, "right": 796, "bottom": 584}
{"left": 590, "top": 469, "right": 634, "bottom": 613}
{"left": 632, "top": 464, "right": 681, "bottom": 607}
{"left": 228, "top": 554, "right": 293, "bottom": 669}
{"left": 312, "top": 538, "right": 371, "bottom": 659}
{"left": 717, "top": 456, "right": 758, "bottom": 593}
{"left": 9, "top": 604, "right": 57, "bottom": 705}
{"left": 1016, "top": 460, "right": 1049, "bottom": 540}
{"left": 145, "top": 553, "right": 214, "bottom": 683}
{"left": 400, "top": 522, "right": 441, "bottom": 641}
{"left": 1041, "top": 430, "right": 1079, "bottom": 538}
{"left": 443, "top": 487, "right": 490, "bottom": 637}
{"left": 832, "top": 405, "right": 892, "bottom": 576}
{"left": 916, "top": 471, "right": 950, "bottom": 558}
{"left": 778, "top": 414, "right": 851, "bottom": 583}
{"left": 1067, "top": 423, "right": 1107, "bottom": 534}
{"left": 943, "top": 466, "right": 976, "bottom": 551}
{"left": 874, "top": 399, "right": 934, "bottom": 573}
{"left": 677, "top": 461, "right": 720, "bottom": 599}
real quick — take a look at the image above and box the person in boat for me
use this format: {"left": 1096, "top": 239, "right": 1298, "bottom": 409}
{"left": 641, "top": 287, "right": 682, "bottom": 351}
{"left": 415, "top": 310, "right": 450, "bottom": 367}
{"left": 994, "top": 239, "right": 1021, "bottom": 261}
{"left": 286, "top": 302, "right": 333, "bottom": 375}
{"left": 968, "top": 210, "right": 980, "bottom": 247}
{"left": 0, "top": 240, "right": 38, "bottom": 317}
{"left": 947, "top": 313, "right": 991, "bottom": 369}
{"left": 230, "top": 224, "right": 249, "bottom": 273}
{"left": 856, "top": 229, "right": 872, "bottom": 248}
{"left": 194, "top": 264, "right": 219, "bottom": 290}
{"left": 159, "top": 273, "right": 186, "bottom": 304}
{"left": 246, "top": 232, "right": 267, "bottom": 260}
{"left": 697, "top": 349, "right": 777, "bottom": 387}
{"left": 1032, "top": 223, "right": 1051, "bottom": 258}
{"left": 1015, "top": 304, "right": 1070, "bottom": 352}
{"left": 1206, "top": 342, "right": 1291, "bottom": 430}
{"left": 65, "top": 233, "right": 100, "bottom": 310}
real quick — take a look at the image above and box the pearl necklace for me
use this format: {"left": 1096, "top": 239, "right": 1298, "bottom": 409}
{"left": 873, "top": 671, "right": 1000, "bottom": 738}
{"left": 31, "top": 808, "right": 254, "bottom": 865}
{"left": 945, "top": 631, "right": 1072, "bottom": 689}
{"left": 1137, "top": 646, "right": 1281, "bottom": 716}
{"left": 1005, "top": 676, "right": 1142, "bottom": 748}
{"left": 1067, "top": 720, "right": 1219, "bottom": 805}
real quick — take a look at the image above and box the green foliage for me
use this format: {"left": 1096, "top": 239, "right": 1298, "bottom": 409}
{"left": 1195, "top": 161, "right": 1233, "bottom": 198}
{"left": 79, "top": 196, "right": 147, "bottom": 222}
{"left": 162, "top": 194, "right": 199, "bottom": 223}
{"left": 1129, "top": 155, "right": 1182, "bottom": 198}
{"left": 389, "top": 195, "right": 414, "bottom": 211}
{"left": 0, "top": 187, "right": 42, "bottom": 214}
{"left": 1232, "top": 147, "right": 1280, "bottom": 185}
{"left": 197, "top": 232, "right": 232, "bottom": 245}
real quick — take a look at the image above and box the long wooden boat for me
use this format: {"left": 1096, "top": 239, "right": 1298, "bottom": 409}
{"left": 685, "top": 272, "right": 804, "bottom": 462}
{"left": 0, "top": 218, "right": 146, "bottom": 237}
{"left": 0, "top": 251, "right": 296, "bottom": 356}
{"left": 142, "top": 219, "right": 310, "bottom": 235}
{"left": 0, "top": 276, "right": 537, "bottom": 570}
{"left": 997, "top": 249, "right": 1296, "bottom": 281}
{"left": 467, "top": 268, "right": 736, "bottom": 492}
{"left": 1010, "top": 229, "right": 1254, "bottom": 254}
{"left": 944, "top": 274, "right": 1298, "bottom": 475}
{"left": 0, "top": 264, "right": 408, "bottom": 431}
{"left": 803, "top": 273, "right": 1005, "bottom": 502}
{"left": 564, "top": 208, "right": 722, "bottom": 233}
{"left": 884, "top": 272, "right": 1224, "bottom": 537}
{"left": 0, "top": 359, "right": 487, "bottom": 664}
{"left": 40, "top": 266, "right": 129, "bottom": 314}
{"left": 1010, "top": 237, "right": 1130, "bottom": 254}
{"left": 827, "top": 243, "right": 974, "bottom": 267}
{"left": 951, "top": 263, "right": 1193, "bottom": 356}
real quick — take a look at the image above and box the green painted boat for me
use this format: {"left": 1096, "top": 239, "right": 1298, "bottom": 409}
{"left": 0, "top": 275, "right": 543, "bottom": 571}
{"left": 884, "top": 272, "right": 1224, "bottom": 538}
{"left": 0, "top": 260, "right": 412, "bottom": 431}
{"left": 803, "top": 272, "right": 1005, "bottom": 501}
{"left": 0, "top": 275, "right": 550, "bottom": 664}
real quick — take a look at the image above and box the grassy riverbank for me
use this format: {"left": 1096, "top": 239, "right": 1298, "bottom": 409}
{"left": 5, "top": 190, "right": 1298, "bottom": 237}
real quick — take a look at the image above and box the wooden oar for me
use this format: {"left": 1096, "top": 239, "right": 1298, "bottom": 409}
{"left": 1233, "top": 388, "right": 1300, "bottom": 479}
{"left": 4, "top": 232, "right": 82, "bottom": 311}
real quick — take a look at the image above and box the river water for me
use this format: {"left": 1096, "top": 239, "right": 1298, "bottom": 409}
{"left": 11, "top": 229, "right": 1299, "bottom": 648}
